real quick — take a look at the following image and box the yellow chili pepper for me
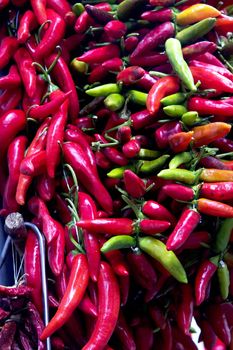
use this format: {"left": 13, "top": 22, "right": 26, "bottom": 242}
{"left": 176, "top": 4, "right": 220, "bottom": 26}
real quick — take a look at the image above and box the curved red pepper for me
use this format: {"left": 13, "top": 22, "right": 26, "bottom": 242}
{"left": 131, "top": 109, "right": 156, "bottom": 130}
{"left": 30, "top": 0, "right": 47, "bottom": 25}
{"left": 0, "top": 88, "right": 22, "bottom": 118}
{"left": 47, "top": 225, "right": 65, "bottom": 276}
{"left": 82, "top": 262, "right": 120, "bottom": 350}
{"left": 123, "top": 170, "right": 146, "bottom": 198}
{"left": 155, "top": 121, "right": 183, "bottom": 149}
{"left": 17, "top": 10, "right": 38, "bottom": 44}
{"left": 166, "top": 209, "right": 200, "bottom": 251}
{"left": 0, "top": 65, "right": 21, "bottom": 89}
{"left": 149, "top": 305, "right": 166, "bottom": 330}
{"left": 142, "top": 200, "right": 176, "bottom": 226}
{"left": 14, "top": 47, "right": 36, "bottom": 98}
{"left": 177, "top": 284, "right": 194, "bottom": 335}
{"left": 104, "top": 20, "right": 127, "bottom": 40}
{"left": 40, "top": 254, "right": 89, "bottom": 340}
{"left": 180, "top": 230, "right": 210, "bottom": 251}
{"left": 0, "top": 37, "right": 19, "bottom": 70}
{"left": 205, "top": 303, "right": 231, "bottom": 345}
{"left": 197, "top": 198, "right": 233, "bottom": 217}
{"left": 189, "top": 60, "right": 233, "bottom": 82}
{"left": 195, "top": 52, "right": 225, "bottom": 68}
{"left": 188, "top": 97, "right": 233, "bottom": 118}
{"left": 195, "top": 257, "right": 218, "bottom": 305}
{"left": 20, "top": 150, "right": 46, "bottom": 176}
{"left": 77, "top": 44, "right": 120, "bottom": 65}
{"left": 147, "top": 76, "right": 180, "bottom": 115}
{"left": 36, "top": 174, "right": 55, "bottom": 202}
{"left": 117, "top": 66, "right": 145, "bottom": 85}
{"left": 47, "top": 0, "right": 75, "bottom": 25}
{"left": 94, "top": 134, "right": 128, "bottom": 166}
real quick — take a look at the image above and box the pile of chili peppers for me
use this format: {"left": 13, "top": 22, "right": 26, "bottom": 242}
{"left": 1, "top": 0, "right": 233, "bottom": 349}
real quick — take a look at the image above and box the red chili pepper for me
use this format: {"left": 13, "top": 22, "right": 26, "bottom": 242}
{"left": 166, "top": 209, "right": 200, "bottom": 251}
{"left": 136, "top": 73, "right": 158, "bottom": 91}
{"left": 0, "top": 65, "right": 21, "bottom": 89}
{"left": 127, "top": 250, "right": 158, "bottom": 301}
{"left": 190, "top": 60, "right": 233, "bottom": 82}
{"left": 190, "top": 66, "right": 233, "bottom": 93}
{"left": 155, "top": 121, "right": 182, "bottom": 149}
{"left": 197, "top": 198, "right": 233, "bottom": 217}
{"left": 215, "top": 14, "right": 233, "bottom": 35}
{"left": 14, "top": 47, "right": 36, "bottom": 98}
{"left": 205, "top": 303, "right": 231, "bottom": 346}
{"left": 199, "top": 319, "right": 217, "bottom": 350}
{"left": 177, "top": 284, "right": 194, "bottom": 335}
{"left": 194, "top": 52, "right": 225, "bottom": 68}
{"left": 168, "top": 131, "right": 194, "bottom": 153}
{"left": 24, "top": 229, "right": 42, "bottom": 315}
{"left": 82, "top": 262, "right": 120, "bottom": 350}
{"left": 179, "top": 230, "right": 210, "bottom": 251}
{"left": 0, "top": 37, "right": 19, "bottom": 70}
{"left": 149, "top": 305, "right": 167, "bottom": 330}
{"left": 195, "top": 256, "right": 218, "bottom": 305}
{"left": 172, "top": 326, "right": 198, "bottom": 350}
{"left": 3, "top": 136, "right": 27, "bottom": 214}
{"left": 118, "top": 274, "right": 129, "bottom": 306}
{"left": 22, "top": 74, "right": 47, "bottom": 113}
{"left": 116, "top": 125, "right": 132, "bottom": 143}
{"left": 30, "top": 0, "right": 47, "bottom": 25}
{"left": 0, "top": 285, "right": 32, "bottom": 297}
{"left": 48, "top": 223, "right": 65, "bottom": 276}
{"left": 134, "top": 322, "right": 154, "bottom": 350}
{"left": 28, "top": 91, "right": 71, "bottom": 121}
{"left": 200, "top": 182, "right": 233, "bottom": 201}
{"left": 192, "top": 122, "right": 231, "bottom": 147}
{"left": 212, "top": 138, "right": 233, "bottom": 152}
{"left": 36, "top": 174, "right": 55, "bottom": 202}
{"left": 162, "top": 184, "right": 194, "bottom": 202}
{"left": 104, "top": 20, "right": 127, "bottom": 40}
{"left": 183, "top": 41, "right": 217, "bottom": 59}
{"left": 131, "top": 109, "right": 156, "bottom": 130}
{"left": 94, "top": 134, "right": 128, "bottom": 166}
{"left": 200, "top": 156, "right": 230, "bottom": 170}
{"left": 188, "top": 97, "right": 233, "bottom": 118}
{"left": 123, "top": 170, "right": 146, "bottom": 198}
{"left": 0, "top": 0, "right": 9, "bottom": 10}
{"left": 75, "top": 2, "right": 111, "bottom": 33}
{"left": 117, "top": 66, "right": 145, "bottom": 86}
{"left": 76, "top": 44, "right": 120, "bottom": 65}
{"left": 85, "top": 4, "right": 114, "bottom": 24}
{"left": 140, "top": 219, "right": 171, "bottom": 234}
{"left": 142, "top": 199, "right": 176, "bottom": 226}
{"left": 40, "top": 254, "right": 89, "bottom": 340}
{"left": 115, "top": 311, "right": 136, "bottom": 350}
{"left": 147, "top": 76, "right": 180, "bottom": 115}
{"left": 88, "top": 58, "right": 123, "bottom": 84}
{"left": 122, "top": 139, "right": 141, "bottom": 158}
{"left": 45, "top": 54, "right": 79, "bottom": 122}
{"left": 20, "top": 150, "right": 46, "bottom": 176}
{"left": 0, "top": 88, "right": 22, "bottom": 118}
{"left": 17, "top": 10, "right": 38, "bottom": 44}
{"left": 130, "top": 52, "right": 167, "bottom": 67}
{"left": 47, "top": 0, "right": 75, "bottom": 25}
{"left": 131, "top": 22, "right": 174, "bottom": 58}
{"left": 124, "top": 36, "right": 139, "bottom": 53}
{"left": 76, "top": 218, "right": 133, "bottom": 235}
{"left": 78, "top": 192, "right": 100, "bottom": 283}
{"left": 141, "top": 8, "right": 173, "bottom": 22}
{"left": 63, "top": 142, "right": 113, "bottom": 213}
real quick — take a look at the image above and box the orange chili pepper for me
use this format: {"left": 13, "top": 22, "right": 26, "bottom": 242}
{"left": 192, "top": 122, "right": 231, "bottom": 148}
{"left": 197, "top": 198, "right": 233, "bottom": 218}
{"left": 176, "top": 4, "right": 220, "bottom": 26}
{"left": 168, "top": 131, "right": 193, "bottom": 153}
{"left": 200, "top": 169, "right": 233, "bottom": 182}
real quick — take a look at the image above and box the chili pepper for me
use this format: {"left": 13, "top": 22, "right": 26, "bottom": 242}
{"left": 47, "top": 223, "right": 65, "bottom": 276}
{"left": 0, "top": 37, "right": 19, "bottom": 70}
{"left": 104, "top": 93, "right": 125, "bottom": 111}
{"left": 190, "top": 66, "right": 233, "bottom": 93}
{"left": 0, "top": 65, "right": 21, "bottom": 89}
{"left": 141, "top": 8, "right": 174, "bottom": 23}
{"left": 163, "top": 184, "right": 194, "bottom": 202}
{"left": 147, "top": 76, "right": 180, "bottom": 115}
{"left": 155, "top": 121, "right": 182, "bottom": 149}
{"left": 77, "top": 218, "right": 133, "bottom": 235}
{"left": 122, "top": 139, "right": 141, "bottom": 158}
{"left": 136, "top": 73, "right": 158, "bottom": 91}
{"left": 140, "top": 219, "right": 171, "bottom": 234}
{"left": 77, "top": 45, "right": 120, "bottom": 65}
{"left": 200, "top": 169, "right": 233, "bottom": 182}
{"left": 139, "top": 155, "right": 170, "bottom": 173}
{"left": 104, "top": 20, "right": 127, "bottom": 40}
{"left": 130, "top": 52, "right": 167, "bottom": 67}
{"left": 215, "top": 218, "right": 233, "bottom": 254}
{"left": 24, "top": 229, "right": 42, "bottom": 315}
{"left": 176, "top": 18, "right": 217, "bottom": 45}
{"left": 131, "top": 22, "right": 175, "bottom": 58}
{"left": 169, "top": 152, "right": 192, "bottom": 169}
{"left": 117, "top": 0, "right": 145, "bottom": 20}
{"left": 142, "top": 200, "right": 176, "bottom": 225}
{"left": 123, "top": 169, "right": 146, "bottom": 198}
{"left": 47, "top": 0, "right": 75, "bottom": 25}
{"left": 134, "top": 322, "right": 154, "bottom": 350}
{"left": 193, "top": 122, "right": 231, "bottom": 147}
{"left": 0, "top": 321, "right": 17, "bottom": 349}
{"left": 149, "top": 305, "right": 166, "bottom": 330}
{"left": 103, "top": 248, "right": 129, "bottom": 276}
{"left": 161, "top": 92, "right": 187, "bottom": 106}
{"left": 165, "top": 38, "right": 196, "bottom": 91}
{"left": 14, "top": 47, "right": 36, "bottom": 98}
{"left": 180, "top": 230, "right": 210, "bottom": 250}
{"left": 127, "top": 249, "right": 158, "bottom": 301}
{"left": 164, "top": 105, "right": 188, "bottom": 118}
{"left": 188, "top": 97, "right": 233, "bottom": 118}
{"left": 128, "top": 90, "right": 147, "bottom": 106}
{"left": 117, "top": 66, "right": 145, "bottom": 86}
{"left": 181, "top": 111, "right": 200, "bottom": 126}
{"left": 139, "top": 236, "right": 187, "bottom": 283}
{"left": 17, "top": 10, "right": 38, "bottom": 44}
{"left": 36, "top": 175, "right": 55, "bottom": 203}
{"left": 28, "top": 91, "right": 71, "bottom": 121}
{"left": 177, "top": 284, "right": 194, "bottom": 335}
{"left": 138, "top": 149, "right": 161, "bottom": 159}
{"left": 197, "top": 198, "right": 233, "bottom": 218}
{"left": 200, "top": 183, "right": 233, "bottom": 202}
{"left": 124, "top": 35, "right": 139, "bottom": 52}
{"left": 22, "top": 74, "right": 47, "bottom": 113}
{"left": 168, "top": 131, "right": 193, "bottom": 153}
{"left": 205, "top": 303, "right": 231, "bottom": 345}
{"left": 45, "top": 54, "right": 79, "bottom": 122}
{"left": 130, "top": 109, "right": 156, "bottom": 130}
{"left": 20, "top": 150, "right": 46, "bottom": 176}
{"left": 0, "top": 284, "right": 32, "bottom": 297}
{"left": 88, "top": 58, "right": 123, "bottom": 84}
{"left": 94, "top": 134, "right": 128, "bottom": 166}
{"left": 195, "top": 255, "right": 219, "bottom": 305}
{"left": 101, "top": 236, "right": 136, "bottom": 253}
{"left": 158, "top": 168, "right": 196, "bottom": 184}
{"left": 195, "top": 52, "right": 225, "bottom": 68}
{"left": 182, "top": 41, "right": 217, "bottom": 59}
{"left": 115, "top": 311, "right": 136, "bottom": 350}
{"left": 3, "top": 136, "right": 27, "bottom": 213}
{"left": 176, "top": 4, "right": 220, "bottom": 26}
{"left": 30, "top": 0, "right": 47, "bottom": 25}
{"left": 217, "top": 260, "right": 230, "bottom": 300}
{"left": 172, "top": 326, "right": 198, "bottom": 350}
{"left": 189, "top": 59, "right": 233, "bottom": 82}
{"left": 212, "top": 138, "right": 233, "bottom": 152}
{"left": 0, "top": 88, "right": 22, "bottom": 118}
{"left": 200, "top": 156, "right": 229, "bottom": 170}
{"left": 166, "top": 208, "right": 200, "bottom": 251}
{"left": 86, "top": 83, "right": 121, "bottom": 97}
{"left": 85, "top": 4, "right": 114, "bottom": 24}
{"left": 0, "top": 0, "right": 9, "bottom": 10}
{"left": 150, "top": 0, "right": 174, "bottom": 5}
{"left": 40, "top": 254, "right": 89, "bottom": 340}
{"left": 200, "top": 319, "right": 217, "bottom": 350}
{"left": 63, "top": 142, "right": 113, "bottom": 213}
{"left": 215, "top": 14, "right": 233, "bottom": 35}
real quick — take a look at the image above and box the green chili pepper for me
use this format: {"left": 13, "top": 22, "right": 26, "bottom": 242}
{"left": 117, "top": 0, "right": 145, "bottom": 20}
{"left": 128, "top": 90, "right": 147, "bottom": 106}
{"left": 139, "top": 155, "right": 170, "bottom": 174}
{"left": 70, "top": 59, "right": 88, "bottom": 74}
{"left": 165, "top": 38, "right": 196, "bottom": 91}
{"left": 72, "top": 3, "right": 85, "bottom": 16}
{"left": 107, "top": 165, "right": 135, "bottom": 178}
{"left": 157, "top": 168, "right": 196, "bottom": 184}
{"left": 161, "top": 92, "right": 187, "bottom": 106}
{"left": 169, "top": 152, "right": 192, "bottom": 169}
{"left": 181, "top": 111, "right": 201, "bottom": 126}
{"left": 217, "top": 260, "right": 230, "bottom": 300}
{"left": 175, "top": 18, "right": 216, "bottom": 45}
{"left": 101, "top": 235, "right": 136, "bottom": 253}
{"left": 104, "top": 93, "right": 125, "bottom": 111}
{"left": 163, "top": 104, "right": 188, "bottom": 118}
{"left": 214, "top": 218, "right": 233, "bottom": 253}
{"left": 139, "top": 236, "right": 188, "bottom": 283}
{"left": 85, "top": 83, "right": 121, "bottom": 97}
{"left": 138, "top": 149, "right": 161, "bottom": 159}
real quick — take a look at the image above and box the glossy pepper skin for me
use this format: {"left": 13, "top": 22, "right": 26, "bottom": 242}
{"left": 40, "top": 254, "right": 89, "bottom": 340}
{"left": 14, "top": 47, "right": 36, "bottom": 98}
{"left": 197, "top": 198, "right": 233, "bottom": 218}
{"left": 176, "top": 4, "right": 220, "bottom": 26}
